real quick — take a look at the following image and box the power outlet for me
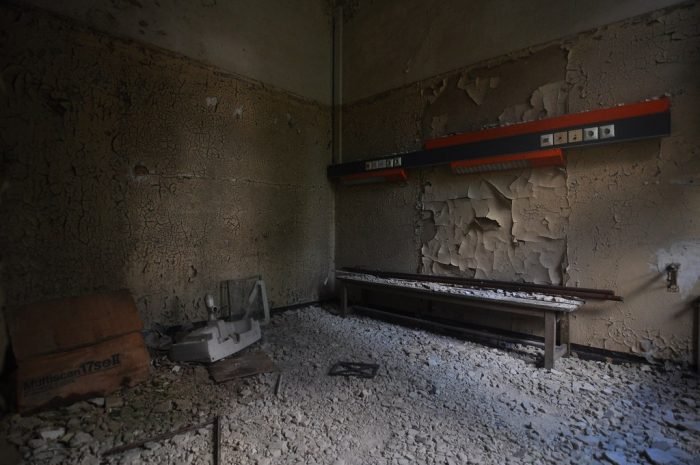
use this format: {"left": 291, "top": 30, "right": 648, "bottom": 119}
{"left": 568, "top": 129, "right": 583, "bottom": 143}
{"left": 554, "top": 131, "right": 568, "bottom": 145}
{"left": 584, "top": 127, "right": 599, "bottom": 141}
{"left": 600, "top": 124, "right": 615, "bottom": 139}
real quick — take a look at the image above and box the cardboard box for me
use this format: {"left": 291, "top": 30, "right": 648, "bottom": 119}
{"left": 17, "top": 332, "right": 150, "bottom": 413}
{"left": 8, "top": 290, "right": 143, "bottom": 362}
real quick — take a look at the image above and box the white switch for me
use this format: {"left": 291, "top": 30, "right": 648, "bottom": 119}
{"left": 540, "top": 134, "right": 554, "bottom": 147}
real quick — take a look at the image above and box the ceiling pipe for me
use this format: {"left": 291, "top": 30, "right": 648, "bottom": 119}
{"left": 332, "top": 5, "right": 343, "bottom": 164}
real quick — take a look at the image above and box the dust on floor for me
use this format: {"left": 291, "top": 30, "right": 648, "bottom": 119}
{"left": 2, "top": 305, "right": 699, "bottom": 465}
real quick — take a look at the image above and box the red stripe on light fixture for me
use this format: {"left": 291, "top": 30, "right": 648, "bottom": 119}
{"left": 450, "top": 149, "right": 564, "bottom": 175}
{"left": 340, "top": 168, "right": 408, "bottom": 185}
{"left": 426, "top": 97, "right": 670, "bottom": 150}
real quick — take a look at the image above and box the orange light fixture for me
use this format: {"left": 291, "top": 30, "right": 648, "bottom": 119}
{"left": 340, "top": 168, "right": 408, "bottom": 186}
{"left": 450, "top": 149, "right": 564, "bottom": 175}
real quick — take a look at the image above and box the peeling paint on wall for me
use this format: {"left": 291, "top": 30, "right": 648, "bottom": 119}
{"left": 420, "top": 167, "right": 569, "bottom": 284}
{"left": 499, "top": 80, "right": 569, "bottom": 123}
{"left": 417, "top": 46, "right": 569, "bottom": 143}
{"left": 582, "top": 305, "right": 693, "bottom": 363}
{"left": 457, "top": 75, "right": 500, "bottom": 106}
{"left": 337, "top": 2, "right": 700, "bottom": 361}
{"left": 423, "top": 78, "right": 447, "bottom": 105}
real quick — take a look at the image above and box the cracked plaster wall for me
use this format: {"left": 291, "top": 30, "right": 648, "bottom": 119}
{"left": 336, "top": 3, "right": 700, "bottom": 361}
{"left": 0, "top": 5, "right": 334, "bottom": 329}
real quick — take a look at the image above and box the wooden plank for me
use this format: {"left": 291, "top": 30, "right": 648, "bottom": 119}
{"left": 340, "top": 268, "right": 621, "bottom": 301}
{"left": 17, "top": 332, "right": 150, "bottom": 413}
{"left": 342, "top": 280, "right": 550, "bottom": 317}
{"left": 208, "top": 351, "right": 275, "bottom": 384}
{"left": 337, "top": 277, "right": 582, "bottom": 312}
{"left": 8, "top": 290, "right": 143, "bottom": 362}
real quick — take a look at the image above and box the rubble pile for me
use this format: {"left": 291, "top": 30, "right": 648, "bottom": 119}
{"left": 1, "top": 305, "right": 698, "bottom": 464}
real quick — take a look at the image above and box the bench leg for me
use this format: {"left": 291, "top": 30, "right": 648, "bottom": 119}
{"left": 544, "top": 312, "right": 556, "bottom": 369}
{"left": 341, "top": 283, "right": 348, "bottom": 317}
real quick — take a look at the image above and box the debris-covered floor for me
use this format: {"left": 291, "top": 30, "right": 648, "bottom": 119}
{"left": 2, "top": 305, "right": 699, "bottom": 465}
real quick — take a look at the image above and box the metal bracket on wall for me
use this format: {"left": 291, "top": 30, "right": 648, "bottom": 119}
{"left": 666, "top": 263, "right": 680, "bottom": 292}
{"left": 328, "top": 96, "right": 671, "bottom": 183}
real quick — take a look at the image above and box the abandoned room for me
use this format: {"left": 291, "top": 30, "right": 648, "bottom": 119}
{"left": 0, "top": 0, "right": 699, "bottom": 464}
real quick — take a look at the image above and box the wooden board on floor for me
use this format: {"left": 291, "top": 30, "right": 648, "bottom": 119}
{"left": 17, "top": 332, "right": 150, "bottom": 413}
{"left": 208, "top": 351, "right": 275, "bottom": 383}
{"left": 8, "top": 290, "right": 143, "bottom": 362}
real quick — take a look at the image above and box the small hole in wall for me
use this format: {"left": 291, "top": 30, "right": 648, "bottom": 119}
{"left": 134, "top": 165, "right": 149, "bottom": 177}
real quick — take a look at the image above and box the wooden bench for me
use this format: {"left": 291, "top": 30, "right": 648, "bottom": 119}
{"left": 336, "top": 271, "right": 585, "bottom": 369}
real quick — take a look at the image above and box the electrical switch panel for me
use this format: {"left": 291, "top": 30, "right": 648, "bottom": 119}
{"left": 365, "top": 156, "right": 402, "bottom": 171}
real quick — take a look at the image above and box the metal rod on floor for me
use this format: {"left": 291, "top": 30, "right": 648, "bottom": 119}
{"left": 214, "top": 416, "right": 221, "bottom": 465}
{"left": 274, "top": 372, "right": 284, "bottom": 397}
{"left": 102, "top": 417, "right": 220, "bottom": 460}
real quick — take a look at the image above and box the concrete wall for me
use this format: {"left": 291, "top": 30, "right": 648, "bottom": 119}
{"left": 12, "top": 0, "right": 332, "bottom": 103}
{"left": 336, "top": 2, "right": 700, "bottom": 361}
{"left": 342, "top": 0, "right": 685, "bottom": 103}
{"left": 0, "top": 4, "right": 334, "bottom": 328}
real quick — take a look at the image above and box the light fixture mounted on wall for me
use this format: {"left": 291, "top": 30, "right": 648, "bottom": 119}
{"left": 450, "top": 148, "right": 564, "bottom": 175}
{"left": 340, "top": 168, "right": 408, "bottom": 186}
{"left": 328, "top": 97, "right": 671, "bottom": 184}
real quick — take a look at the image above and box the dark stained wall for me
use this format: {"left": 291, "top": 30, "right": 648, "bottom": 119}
{"left": 0, "top": 5, "right": 334, "bottom": 330}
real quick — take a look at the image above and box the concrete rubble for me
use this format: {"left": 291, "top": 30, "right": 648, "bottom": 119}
{"left": 1, "top": 305, "right": 698, "bottom": 464}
